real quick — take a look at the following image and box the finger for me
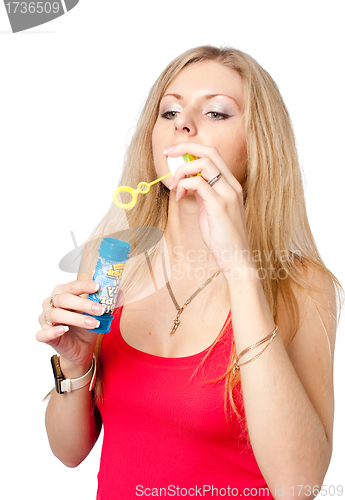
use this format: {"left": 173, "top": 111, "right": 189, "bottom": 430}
{"left": 36, "top": 325, "right": 69, "bottom": 344}
{"left": 38, "top": 309, "right": 56, "bottom": 329}
{"left": 48, "top": 280, "right": 100, "bottom": 303}
{"left": 166, "top": 142, "right": 241, "bottom": 193}
{"left": 172, "top": 157, "right": 222, "bottom": 189}
{"left": 175, "top": 175, "right": 222, "bottom": 204}
{"left": 50, "top": 292, "right": 106, "bottom": 316}
{"left": 174, "top": 164, "right": 233, "bottom": 203}
{"left": 40, "top": 287, "right": 124, "bottom": 327}
{"left": 45, "top": 307, "right": 101, "bottom": 330}
{"left": 41, "top": 280, "right": 101, "bottom": 316}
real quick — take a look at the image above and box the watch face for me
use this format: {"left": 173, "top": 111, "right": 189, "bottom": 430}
{"left": 51, "top": 355, "right": 64, "bottom": 394}
{"left": 54, "top": 378, "right": 62, "bottom": 394}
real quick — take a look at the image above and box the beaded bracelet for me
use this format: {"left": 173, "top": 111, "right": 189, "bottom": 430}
{"left": 232, "top": 325, "right": 278, "bottom": 377}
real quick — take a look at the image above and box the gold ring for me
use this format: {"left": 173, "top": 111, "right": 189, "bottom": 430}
{"left": 44, "top": 311, "right": 54, "bottom": 326}
{"left": 50, "top": 295, "right": 57, "bottom": 308}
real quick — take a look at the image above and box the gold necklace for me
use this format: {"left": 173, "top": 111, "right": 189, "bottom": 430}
{"left": 160, "top": 240, "right": 221, "bottom": 335}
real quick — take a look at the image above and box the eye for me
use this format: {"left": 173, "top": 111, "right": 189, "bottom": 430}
{"left": 206, "top": 111, "right": 231, "bottom": 120}
{"left": 161, "top": 110, "right": 180, "bottom": 119}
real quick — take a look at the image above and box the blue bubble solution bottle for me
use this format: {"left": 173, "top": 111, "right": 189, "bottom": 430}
{"left": 85, "top": 237, "right": 131, "bottom": 333}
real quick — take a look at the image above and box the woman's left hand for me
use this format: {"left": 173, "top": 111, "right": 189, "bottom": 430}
{"left": 166, "top": 142, "right": 252, "bottom": 275}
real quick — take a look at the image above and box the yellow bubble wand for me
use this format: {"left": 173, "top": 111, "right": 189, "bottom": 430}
{"left": 112, "top": 173, "right": 172, "bottom": 210}
{"left": 112, "top": 154, "right": 198, "bottom": 210}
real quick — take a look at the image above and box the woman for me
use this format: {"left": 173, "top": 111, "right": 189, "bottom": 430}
{"left": 37, "top": 46, "right": 342, "bottom": 499}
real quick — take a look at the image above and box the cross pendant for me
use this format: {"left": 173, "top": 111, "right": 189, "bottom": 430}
{"left": 170, "top": 318, "right": 181, "bottom": 335}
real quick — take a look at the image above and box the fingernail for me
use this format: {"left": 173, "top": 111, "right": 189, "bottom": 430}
{"left": 55, "top": 326, "right": 69, "bottom": 336}
{"left": 164, "top": 145, "right": 176, "bottom": 154}
{"left": 85, "top": 318, "right": 100, "bottom": 328}
{"left": 91, "top": 303, "right": 105, "bottom": 314}
{"left": 93, "top": 282, "right": 100, "bottom": 291}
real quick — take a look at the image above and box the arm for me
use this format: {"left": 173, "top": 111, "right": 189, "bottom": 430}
{"left": 168, "top": 141, "right": 338, "bottom": 497}
{"left": 37, "top": 279, "right": 108, "bottom": 467}
{"left": 225, "top": 261, "right": 337, "bottom": 499}
{"left": 45, "top": 357, "right": 103, "bottom": 468}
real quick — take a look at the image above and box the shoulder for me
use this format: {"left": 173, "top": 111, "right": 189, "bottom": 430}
{"left": 276, "top": 257, "right": 338, "bottom": 351}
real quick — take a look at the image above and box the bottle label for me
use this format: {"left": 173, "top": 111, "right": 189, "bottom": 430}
{"left": 89, "top": 259, "right": 126, "bottom": 314}
{"left": 106, "top": 263, "right": 124, "bottom": 280}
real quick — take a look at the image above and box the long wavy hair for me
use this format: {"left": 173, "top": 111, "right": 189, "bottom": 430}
{"left": 83, "top": 45, "right": 342, "bottom": 419}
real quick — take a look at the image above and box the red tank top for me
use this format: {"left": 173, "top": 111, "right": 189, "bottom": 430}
{"left": 96, "top": 306, "right": 273, "bottom": 499}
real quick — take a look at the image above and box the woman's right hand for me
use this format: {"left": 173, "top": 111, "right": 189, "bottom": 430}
{"left": 36, "top": 280, "right": 123, "bottom": 376}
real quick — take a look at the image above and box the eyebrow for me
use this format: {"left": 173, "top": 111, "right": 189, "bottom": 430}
{"left": 161, "top": 93, "right": 240, "bottom": 108}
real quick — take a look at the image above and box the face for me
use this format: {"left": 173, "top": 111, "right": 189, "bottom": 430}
{"left": 152, "top": 60, "right": 247, "bottom": 188}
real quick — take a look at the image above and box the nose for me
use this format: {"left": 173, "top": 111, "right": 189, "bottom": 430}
{"left": 174, "top": 110, "right": 197, "bottom": 136}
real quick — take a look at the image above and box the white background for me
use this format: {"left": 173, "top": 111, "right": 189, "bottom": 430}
{"left": 1, "top": 1, "right": 344, "bottom": 498}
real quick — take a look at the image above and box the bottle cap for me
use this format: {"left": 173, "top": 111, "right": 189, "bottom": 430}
{"left": 83, "top": 312, "right": 114, "bottom": 334}
{"left": 99, "top": 238, "right": 131, "bottom": 262}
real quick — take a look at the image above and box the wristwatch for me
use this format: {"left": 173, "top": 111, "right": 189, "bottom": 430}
{"left": 50, "top": 354, "right": 96, "bottom": 394}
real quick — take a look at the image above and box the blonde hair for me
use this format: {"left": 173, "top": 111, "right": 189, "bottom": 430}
{"left": 84, "top": 45, "right": 343, "bottom": 417}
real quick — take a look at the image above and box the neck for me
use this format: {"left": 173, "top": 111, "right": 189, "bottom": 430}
{"left": 163, "top": 193, "right": 219, "bottom": 282}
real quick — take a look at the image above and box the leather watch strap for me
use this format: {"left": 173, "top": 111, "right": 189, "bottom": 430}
{"left": 51, "top": 354, "right": 96, "bottom": 394}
